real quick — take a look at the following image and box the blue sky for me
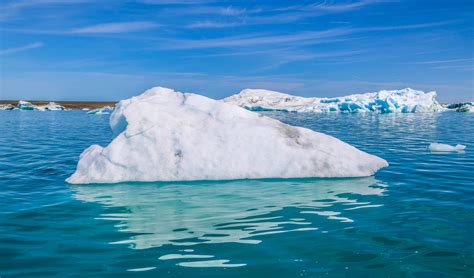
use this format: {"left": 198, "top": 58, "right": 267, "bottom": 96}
{"left": 0, "top": 0, "right": 473, "bottom": 102}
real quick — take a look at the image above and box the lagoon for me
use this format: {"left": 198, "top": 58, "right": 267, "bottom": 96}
{"left": 0, "top": 110, "right": 472, "bottom": 277}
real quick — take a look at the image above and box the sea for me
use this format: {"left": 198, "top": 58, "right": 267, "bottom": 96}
{"left": 0, "top": 110, "right": 472, "bottom": 277}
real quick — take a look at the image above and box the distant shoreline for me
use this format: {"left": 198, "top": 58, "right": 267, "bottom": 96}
{"left": 0, "top": 100, "right": 117, "bottom": 109}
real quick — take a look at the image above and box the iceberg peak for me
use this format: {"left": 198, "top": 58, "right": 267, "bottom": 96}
{"left": 67, "top": 86, "right": 388, "bottom": 184}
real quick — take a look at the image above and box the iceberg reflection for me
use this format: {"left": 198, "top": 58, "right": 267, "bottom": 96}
{"left": 72, "top": 177, "right": 386, "bottom": 267}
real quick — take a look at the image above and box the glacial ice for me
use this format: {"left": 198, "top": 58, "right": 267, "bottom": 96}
{"left": 18, "top": 100, "right": 36, "bottom": 110}
{"left": 223, "top": 88, "right": 445, "bottom": 113}
{"left": 87, "top": 106, "right": 113, "bottom": 115}
{"left": 17, "top": 100, "right": 65, "bottom": 111}
{"left": 67, "top": 86, "right": 388, "bottom": 184}
{"left": 447, "top": 102, "right": 474, "bottom": 112}
{"left": 36, "top": 102, "right": 66, "bottom": 111}
{"left": 428, "top": 143, "right": 466, "bottom": 152}
{"left": 0, "top": 104, "right": 15, "bottom": 110}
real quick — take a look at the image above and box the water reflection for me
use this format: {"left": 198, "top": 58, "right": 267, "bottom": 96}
{"left": 72, "top": 177, "right": 386, "bottom": 267}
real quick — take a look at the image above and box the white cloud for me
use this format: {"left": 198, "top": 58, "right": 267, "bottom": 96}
{"left": 137, "top": 0, "right": 216, "bottom": 5}
{"left": 0, "top": 0, "right": 92, "bottom": 21}
{"left": 158, "top": 28, "right": 353, "bottom": 49}
{"left": 186, "top": 20, "right": 245, "bottom": 29}
{"left": 70, "top": 21, "right": 159, "bottom": 34}
{"left": 0, "top": 42, "right": 44, "bottom": 55}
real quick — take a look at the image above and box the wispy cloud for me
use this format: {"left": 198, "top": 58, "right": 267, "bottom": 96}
{"left": 0, "top": 0, "right": 92, "bottom": 20}
{"left": 411, "top": 58, "right": 473, "bottom": 65}
{"left": 69, "top": 21, "right": 159, "bottom": 34}
{"left": 357, "top": 20, "right": 457, "bottom": 31}
{"left": 178, "top": 6, "right": 251, "bottom": 15}
{"left": 158, "top": 28, "right": 353, "bottom": 49}
{"left": 217, "top": 0, "right": 394, "bottom": 27}
{"left": 302, "top": 0, "right": 395, "bottom": 12}
{"left": 258, "top": 50, "right": 367, "bottom": 71}
{"left": 166, "top": 1, "right": 391, "bottom": 29}
{"left": 186, "top": 20, "right": 245, "bottom": 29}
{"left": 0, "top": 21, "right": 160, "bottom": 35}
{"left": 432, "top": 65, "right": 474, "bottom": 71}
{"left": 158, "top": 20, "right": 452, "bottom": 50}
{"left": 0, "top": 42, "right": 44, "bottom": 55}
{"left": 137, "top": 0, "right": 216, "bottom": 5}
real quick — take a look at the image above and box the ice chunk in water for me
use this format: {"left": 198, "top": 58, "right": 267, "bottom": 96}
{"left": 429, "top": 143, "right": 466, "bottom": 152}
{"left": 67, "top": 86, "right": 388, "bottom": 184}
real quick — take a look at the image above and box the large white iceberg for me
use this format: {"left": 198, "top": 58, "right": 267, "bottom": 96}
{"left": 223, "top": 88, "right": 445, "bottom": 113}
{"left": 67, "top": 87, "right": 387, "bottom": 184}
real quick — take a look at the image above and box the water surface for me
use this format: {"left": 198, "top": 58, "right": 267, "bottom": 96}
{"left": 0, "top": 110, "right": 472, "bottom": 277}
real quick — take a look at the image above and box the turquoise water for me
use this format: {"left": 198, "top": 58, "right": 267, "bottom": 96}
{"left": 1, "top": 110, "right": 473, "bottom": 277}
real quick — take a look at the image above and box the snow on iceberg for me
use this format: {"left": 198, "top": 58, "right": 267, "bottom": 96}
{"left": 223, "top": 88, "right": 445, "bottom": 113}
{"left": 67, "top": 86, "right": 388, "bottom": 184}
{"left": 428, "top": 143, "right": 466, "bottom": 152}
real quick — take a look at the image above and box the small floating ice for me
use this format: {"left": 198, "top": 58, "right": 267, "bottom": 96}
{"left": 67, "top": 86, "right": 388, "bottom": 184}
{"left": 87, "top": 106, "right": 113, "bottom": 115}
{"left": 428, "top": 143, "right": 466, "bottom": 152}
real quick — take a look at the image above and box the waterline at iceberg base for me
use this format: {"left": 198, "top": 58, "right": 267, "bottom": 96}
{"left": 67, "top": 87, "right": 387, "bottom": 184}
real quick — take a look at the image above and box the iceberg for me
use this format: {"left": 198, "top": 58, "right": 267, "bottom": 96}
{"left": 67, "top": 86, "right": 388, "bottom": 184}
{"left": 447, "top": 102, "right": 474, "bottom": 112}
{"left": 87, "top": 106, "right": 113, "bottom": 115}
{"left": 223, "top": 88, "right": 445, "bottom": 113}
{"left": 428, "top": 143, "right": 466, "bottom": 152}
{"left": 18, "top": 100, "right": 36, "bottom": 110}
{"left": 36, "top": 102, "right": 65, "bottom": 111}
{"left": 17, "top": 100, "right": 65, "bottom": 111}
{"left": 0, "top": 104, "right": 15, "bottom": 110}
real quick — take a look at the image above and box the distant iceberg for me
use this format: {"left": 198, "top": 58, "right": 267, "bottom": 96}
{"left": 0, "top": 104, "right": 15, "bottom": 110}
{"left": 87, "top": 106, "right": 113, "bottom": 115}
{"left": 447, "top": 102, "right": 474, "bottom": 112}
{"left": 429, "top": 143, "right": 466, "bottom": 152}
{"left": 223, "top": 88, "right": 445, "bottom": 113}
{"left": 67, "top": 86, "right": 387, "bottom": 184}
{"left": 17, "top": 100, "right": 65, "bottom": 111}
{"left": 18, "top": 100, "right": 36, "bottom": 110}
{"left": 36, "top": 102, "right": 66, "bottom": 111}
